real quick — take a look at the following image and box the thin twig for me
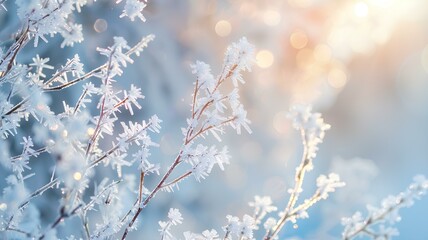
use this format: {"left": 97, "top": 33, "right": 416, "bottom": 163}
{"left": 343, "top": 198, "right": 405, "bottom": 240}
{"left": 266, "top": 130, "right": 309, "bottom": 240}
{"left": 161, "top": 171, "right": 192, "bottom": 189}
{"left": 88, "top": 121, "right": 152, "bottom": 168}
{"left": 6, "top": 178, "right": 59, "bottom": 230}
{"left": 38, "top": 204, "right": 83, "bottom": 240}
{"left": 43, "top": 36, "right": 155, "bottom": 92}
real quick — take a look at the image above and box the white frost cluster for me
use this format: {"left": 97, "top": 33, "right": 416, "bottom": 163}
{"left": 16, "top": 0, "right": 82, "bottom": 47}
{"left": 158, "top": 208, "right": 184, "bottom": 240}
{"left": 260, "top": 104, "right": 344, "bottom": 240}
{"left": 222, "top": 37, "right": 255, "bottom": 87}
{"left": 118, "top": 0, "right": 147, "bottom": 22}
{"left": 1, "top": 0, "right": 427, "bottom": 239}
{"left": 188, "top": 37, "right": 254, "bottom": 137}
{"left": 0, "top": 0, "right": 6, "bottom": 11}
{"left": 248, "top": 195, "right": 277, "bottom": 225}
{"left": 223, "top": 215, "right": 257, "bottom": 240}
{"left": 183, "top": 229, "right": 220, "bottom": 240}
{"left": 288, "top": 104, "right": 331, "bottom": 165}
{"left": 180, "top": 214, "right": 257, "bottom": 240}
{"left": 157, "top": 37, "right": 255, "bottom": 193}
{"left": 60, "top": 23, "right": 84, "bottom": 48}
{"left": 0, "top": 2, "right": 157, "bottom": 237}
{"left": 182, "top": 145, "right": 230, "bottom": 182}
{"left": 316, "top": 173, "right": 346, "bottom": 200}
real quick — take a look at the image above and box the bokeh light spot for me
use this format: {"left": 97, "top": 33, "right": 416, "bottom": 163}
{"left": 215, "top": 20, "right": 232, "bottom": 37}
{"left": 256, "top": 50, "right": 274, "bottom": 69}
{"left": 328, "top": 68, "right": 347, "bottom": 89}
{"left": 0, "top": 203, "right": 7, "bottom": 211}
{"left": 354, "top": 2, "right": 369, "bottom": 18}
{"left": 94, "top": 19, "right": 108, "bottom": 33}
{"left": 87, "top": 127, "right": 95, "bottom": 136}
{"left": 290, "top": 31, "right": 308, "bottom": 49}
{"left": 288, "top": 0, "right": 312, "bottom": 8}
{"left": 73, "top": 172, "right": 82, "bottom": 181}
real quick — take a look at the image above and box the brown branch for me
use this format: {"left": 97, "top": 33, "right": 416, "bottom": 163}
{"left": 121, "top": 152, "right": 183, "bottom": 240}
{"left": 138, "top": 171, "right": 145, "bottom": 205}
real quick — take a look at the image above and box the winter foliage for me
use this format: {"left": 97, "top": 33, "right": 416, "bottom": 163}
{"left": 0, "top": 0, "right": 427, "bottom": 240}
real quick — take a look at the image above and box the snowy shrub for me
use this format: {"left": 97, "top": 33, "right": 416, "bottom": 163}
{"left": 0, "top": 1, "right": 427, "bottom": 240}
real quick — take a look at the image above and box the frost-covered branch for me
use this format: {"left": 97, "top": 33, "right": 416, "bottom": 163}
{"left": 342, "top": 175, "right": 428, "bottom": 240}
{"left": 43, "top": 35, "right": 154, "bottom": 92}
{"left": 120, "top": 37, "right": 255, "bottom": 239}
{"left": 263, "top": 105, "right": 344, "bottom": 240}
{"left": 1, "top": 1, "right": 427, "bottom": 239}
{"left": 0, "top": 2, "right": 155, "bottom": 239}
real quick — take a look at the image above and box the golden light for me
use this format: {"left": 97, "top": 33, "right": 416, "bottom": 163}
{"left": 0, "top": 203, "right": 7, "bottom": 211}
{"left": 73, "top": 172, "right": 82, "bottom": 181}
{"left": 94, "top": 19, "right": 108, "bottom": 33}
{"left": 87, "top": 127, "right": 95, "bottom": 136}
{"left": 49, "top": 124, "right": 59, "bottom": 131}
{"left": 62, "top": 130, "right": 68, "bottom": 138}
{"left": 372, "top": 0, "right": 392, "bottom": 8}
{"left": 290, "top": 31, "right": 308, "bottom": 49}
{"left": 328, "top": 68, "right": 348, "bottom": 89}
{"left": 215, "top": 20, "right": 232, "bottom": 37}
{"left": 314, "top": 44, "right": 332, "bottom": 64}
{"left": 288, "top": 0, "right": 312, "bottom": 8}
{"left": 263, "top": 10, "right": 281, "bottom": 26}
{"left": 256, "top": 50, "right": 274, "bottom": 69}
{"left": 354, "top": 1, "right": 369, "bottom": 18}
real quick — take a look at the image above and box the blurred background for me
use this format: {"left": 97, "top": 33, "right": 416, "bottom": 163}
{"left": 1, "top": 0, "right": 428, "bottom": 239}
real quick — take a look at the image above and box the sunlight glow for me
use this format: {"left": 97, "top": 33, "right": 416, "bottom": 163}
{"left": 0, "top": 203, "right": 7, "bottom": 211}
{"left": 354, "top": 2, "right": 369, "bottom": 18}
{"left": 328, "top": 68, "right": 347, "bottom": 89}
{"left": 256, "top": 50, "right": 274, "bottom": 69}
{"left": 73, "top": 172, "right": 82, "bottom": 181}
{"left": 87, "top": 127, "right": 95, "bottom": 136}
{"left": 288, "top": 0, "right": 312, "bottom": 8}
{"left": 290, "top": 31, "right": 308, "bottom": 49}
{"left": 215, "top": 20, "right": 232, "bottom": 37}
